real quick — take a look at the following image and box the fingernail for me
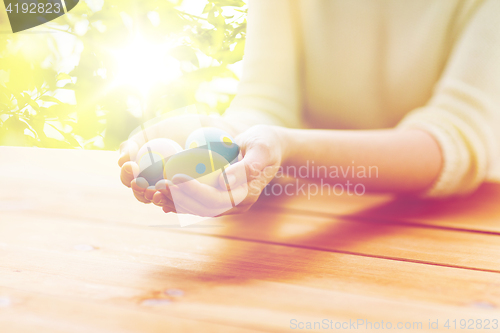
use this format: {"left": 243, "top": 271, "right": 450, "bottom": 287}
{"left": 136, "top": 177, "right": 149, "bottom": 189}
{"left": 155, "top": 180, "right": 167, "bottom": 190}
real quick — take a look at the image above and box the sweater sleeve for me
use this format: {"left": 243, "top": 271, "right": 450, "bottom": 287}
{"left": 397, "top": 0, "right": 500, "bottom": 198}
{"left": 223, "top": 0, "right": 302, "bottom": 128}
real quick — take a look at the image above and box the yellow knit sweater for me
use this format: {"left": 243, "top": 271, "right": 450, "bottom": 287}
{"left": 224, "top": 0, "right": 500, "bottom": 197}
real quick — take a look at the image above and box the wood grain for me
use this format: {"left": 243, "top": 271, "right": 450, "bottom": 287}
{"left": 1, "top": 146, "right": 500, "bottom": 332}
{"left": 255, "top": 179, "right": 500, "bottom": 233}
{"left": 0, "top": 287, "right": 260, "bottom": 333}
{"left": 1, "top": 148, "right": 499, "bottom": 272}
{"left": 0, "top": 212, "right": 499, "bottom": 332}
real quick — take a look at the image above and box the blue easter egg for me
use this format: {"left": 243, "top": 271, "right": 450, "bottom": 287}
{"left": 185, "top": 127, "right": 239, "bottom": 164}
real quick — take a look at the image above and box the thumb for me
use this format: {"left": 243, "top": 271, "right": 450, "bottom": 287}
{"left": 218, "top": 140, "right": 271, "bottom": 189}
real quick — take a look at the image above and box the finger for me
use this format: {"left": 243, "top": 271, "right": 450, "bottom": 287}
{"left": 167, "top": 176, "right": 231, "bottom": 216}
{"left": 158, "top": 179, "right": 201, "bottom": 215}
{"left": 131, "top": 178, "right": 148, "bottom": 192}
{"left": 144, "top": 186, "right": 157, "bottom": 201}
{"left": 162, "top": 205, "right": 177, "bottom": 214}
{"left": 219, "top": 140, "right": 272, "bottom": 189}
{"left": 118, "top": 140, "right": 139, "bottom": 167}
{"left": 162, "top": 199, "right": 177, "bottom": 212}
{"left": 131, "top": 179, "right": 150, "bottom": 203}
{"left": 155, "top": 179, "right": 173, "bottom": 202}
{"left": 133, "top": 189, "right": 151, "bottom": 204}
{"left": 172, "top": 174, "right": 252, "bottom": 211}
{"left": 172, "top": 174, "right": 235, "bottom": 210}
{"left": 218, "top": 160, "right": 260, "bottom": 190}
{"left": 120, "top": 162, "right": 140, "bottom": 187}
{"left": 152, "top": 191, "right": 175, "bottom": 207}
{"left": 167, "top": 185, "right": 225, "bottom": 216}
{"left": 152, "top": 191, "right": 176, "bottom": 212}
{"left": 167, "top": 181, "right": 252, "bottom": 217}
{"left": 153, "top": 191, "right": 168, "bottom": 206}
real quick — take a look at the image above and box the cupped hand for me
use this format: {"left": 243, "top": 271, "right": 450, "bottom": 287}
{"left": 154, "top": 124, "right": 288, "bottom": 216}
{"left": 118, "top": 114, "right": 246, "bottom": 205}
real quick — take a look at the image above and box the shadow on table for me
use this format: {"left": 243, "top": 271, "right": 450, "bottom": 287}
{"left": 148, "top": 182, "right": 500, "bottom": 292}
{"left": 348, "top": 183, "right": 500, "bottom": 232}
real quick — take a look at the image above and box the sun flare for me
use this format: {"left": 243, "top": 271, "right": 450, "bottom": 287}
{"left": 112, "top": 35, "right": 182, "bottom": 99}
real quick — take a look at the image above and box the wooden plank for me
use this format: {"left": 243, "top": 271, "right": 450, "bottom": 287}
{"left": 2, "top": 146, "right": 500, "bottom": 235}
{"left": 255, "top": 179, "right": 500, "bottom": 234}
{"left": 0, "top": 214, "right": 499, "bottom": 309}
{"left": 6, "top": 203, "right": 500, "bottom": 273}
{"left": 1, "top": 281, "right": 498, "bottom": 333}
{"left": 0, "top": 216, "right": 499, "bottom": 332}
{"left": 2, "top": 280, "right": 497, "bottom": 333}
{"left": 2, "top": 147, "right": 500, "bottom": 332}
{"left": 0, "top": 287, "right": 259, "bottom": 333}
{"left": 1, "top": 147, "right": 499, "bottom": 272}
{"left": 212, "top": 210, "right": 500, "bottom": 272}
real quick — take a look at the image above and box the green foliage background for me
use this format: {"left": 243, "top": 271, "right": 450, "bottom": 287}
{"left": 0, "top": 0, "right": 247, "bottom": 149}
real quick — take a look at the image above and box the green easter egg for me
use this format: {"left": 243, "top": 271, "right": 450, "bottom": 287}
{"left": 164, "top": 147, "right": 229, "bottom": 187}
{"left": 185, "top": 127, "right": 239, "bottom": 164}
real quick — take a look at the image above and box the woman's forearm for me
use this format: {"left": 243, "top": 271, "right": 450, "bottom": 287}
{"left": 278, "top": 127, "right": 443, "bottom": 193}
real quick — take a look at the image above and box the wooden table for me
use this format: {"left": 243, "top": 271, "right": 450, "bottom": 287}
{"left": 0, "top": 146, "right": 499, "bottom": 332}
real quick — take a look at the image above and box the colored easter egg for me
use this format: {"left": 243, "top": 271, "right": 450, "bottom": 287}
{"left": 136, "top": 138, "right": 183, "bottom": 187}
{"left": 185, "top": 127, "right": 239, "bottom": 164}
{"left": 164, "top": 146, "right": 229, "bottom": 188}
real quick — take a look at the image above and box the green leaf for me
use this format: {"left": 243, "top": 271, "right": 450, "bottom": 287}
{"left": 15, "top": 93, "right": 28, "bottom": 109}
{"left": 203, "top": 3, "right": 213, "bottom": 14}
{"left": 224, "top": 39, "right": 245, "bottom": 64}
{"left": 4, "top": 116, "right": 26, "bottom": 130}
{"left": 26, "top": 98, "right": 40, "bottom": 112}
{"left": 63, "top": 133, "right": 82, "bottom": 148}
{"left": 1, "top": 0, "right": 247, "bottom": 149}
{"left": 0, "top": 87, "right": 12, "bottom": 106}
{"left": 58, "top": 83, "right": 77, "bottom": 90}
{"left": 31, "top": 117, "right": 46, "bottom": 140}
{"left": 39, "top": 95, "right": 64, "bottom": 105}
{"left": 169, "top": 45, "right": 200, "bottom": 68}
{"left": 208, "top": 8, "right": 225, "bottom": 28}
{"left": 56, "top": 73, "right": 73, "bottom": 81}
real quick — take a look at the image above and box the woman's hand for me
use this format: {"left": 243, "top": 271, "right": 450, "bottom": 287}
{"left": 118, "top": 114, "right": 248, "bottom": 205}
{"left": 153, "top": 124, "right": 288, "bottom": 216}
